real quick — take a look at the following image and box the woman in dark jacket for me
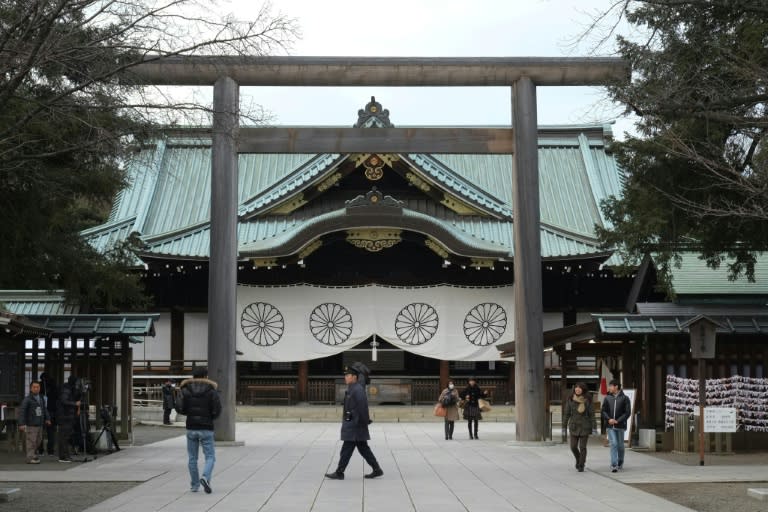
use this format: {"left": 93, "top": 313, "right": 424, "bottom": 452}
{"left": 563, "top": 382, "right": 596, "bottom": 472}
{"left": 461, "top": 377, "right": 487, "bottom": 440}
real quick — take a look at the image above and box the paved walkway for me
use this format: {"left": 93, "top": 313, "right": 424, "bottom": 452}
{"left": 2, "top": 422, "right": 767, "bottom": 511}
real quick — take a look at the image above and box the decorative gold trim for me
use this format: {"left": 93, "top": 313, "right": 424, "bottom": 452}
{"left": 470, "top": 258, "right": 495, "bottom": 268}
{"left": 405, "top": 172, "right": 431, "bottom": 193}
{"left": 251, "top": 258, "right": 278, "bottom": 268}
{"left": 346, "top": 229, "right": 402, "bottom": 252}
{"left": 269, "top": 193, "right": 307, "bottom": 215}
{"left": 352, "top": 153, "right": 399, "bottom": 167}
{"left": 352, "top": 153, "right": 371, "bottom": 166}
{"left": 441, "top": 194, "right": 481, "bottom": 215}
{"left": 424, "top": 238, "right": 449, "bottom": 259}
{"left": 298, "top": 239, "right": 323, "bottom": 260}
{"left": 317, "top": 172, "right": 342, "bottom": 192}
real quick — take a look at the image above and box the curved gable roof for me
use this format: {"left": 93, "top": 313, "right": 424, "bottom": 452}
{"left": 84, "top": 100, "right": 622, "bottom": 264}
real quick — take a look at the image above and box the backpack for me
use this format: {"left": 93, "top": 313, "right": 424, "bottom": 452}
{"left": 173, "top": 388, "right": 185, "bottom": 415}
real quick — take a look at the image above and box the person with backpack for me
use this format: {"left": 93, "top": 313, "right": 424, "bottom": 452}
{"left": 56, "top": 375, "right": 80, "bottom": 462}
{"left": 177, "top": 367, "right": 222, "bottom": 494}
{"left": 437, "top": 380, "right": 460, "bottom": 440}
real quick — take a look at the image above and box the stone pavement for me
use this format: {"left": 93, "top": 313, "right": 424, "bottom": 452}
{"left": 2, "top": 422, "right": 767, "bottom": 512}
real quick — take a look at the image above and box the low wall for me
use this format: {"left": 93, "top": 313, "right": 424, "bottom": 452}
{"left": 133, "top": 406, "right": 181, "bottom": 424}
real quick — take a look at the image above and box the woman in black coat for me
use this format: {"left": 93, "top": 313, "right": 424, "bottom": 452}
{"left": 461, "top": 377, "right": 487, "bottom": 439}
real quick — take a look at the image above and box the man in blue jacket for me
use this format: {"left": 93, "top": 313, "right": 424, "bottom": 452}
{"left": 325, "top": 363, "right": 383, "bottom": 480}
{"left": 601, "top": 379, "right": 632, "bottom": 472}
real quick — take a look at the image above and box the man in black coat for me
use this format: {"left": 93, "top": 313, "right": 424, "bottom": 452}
{"left": 56, "top": 375, "right": 81, "bottom": 462}
{"left": 601, "top": 379, "right": 632, "bottom": 472}
{"left": 178, "top": 366, "right": 221, "bottom": 494}
{"left": 40, "top": 372, "right": 58, "bottom": 456}
{"left": 161, "top": 378, "right": 175, "bottom": 425}
{"left": 325, "top": 363, "right": 383, "bottom": 480}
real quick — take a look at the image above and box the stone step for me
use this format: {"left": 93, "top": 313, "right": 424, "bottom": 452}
{"left": 0, "top": 488, "right": 20, "bottom": 503}
{"left": 234, "top": 405, "right": 517, "bottom": 423}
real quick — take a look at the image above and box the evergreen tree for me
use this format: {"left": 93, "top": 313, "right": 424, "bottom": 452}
{"left": 0, "top": 0, "right": 297, "bottom": 310}
{"left": 595, "top": 0, "right": 768, "bottom": 286}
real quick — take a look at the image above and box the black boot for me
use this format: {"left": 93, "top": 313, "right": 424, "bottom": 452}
{"left": 448, "top": 421, "right": 455, "bottom": 439}
{"left": 325, "top": 471, "right": 344, "bottom": 480}
{"left": 364, "top": 466, "right": 383, "bottom": 479}
{"left": 444, "top": 422, "right": 450, "bottom": 440}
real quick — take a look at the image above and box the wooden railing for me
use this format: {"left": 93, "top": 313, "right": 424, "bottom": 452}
{"left": 131, "top": 362, "right": 513, "bottom": 406}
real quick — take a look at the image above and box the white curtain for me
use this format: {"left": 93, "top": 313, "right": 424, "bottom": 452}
{"left": 235, "top": 284, "right": 516, "bottom": 362}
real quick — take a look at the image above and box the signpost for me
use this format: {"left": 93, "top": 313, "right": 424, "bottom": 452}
{"left": 681, "top": 315, "right": 721, "bottom": 466}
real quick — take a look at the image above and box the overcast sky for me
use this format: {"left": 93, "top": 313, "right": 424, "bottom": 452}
{"left": 223, "top": 0, "right": 635, "bottom": 139}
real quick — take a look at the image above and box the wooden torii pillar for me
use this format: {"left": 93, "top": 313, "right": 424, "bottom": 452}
{"left": 132, "top": 56, "right": 628, "bottom": 442}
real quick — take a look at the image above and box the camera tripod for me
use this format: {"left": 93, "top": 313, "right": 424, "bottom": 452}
{"left": 75, "top": 388, "right": 92, "bottom": 462}
{"left": 92, "top": 406, "right": 121, "bottom": 459}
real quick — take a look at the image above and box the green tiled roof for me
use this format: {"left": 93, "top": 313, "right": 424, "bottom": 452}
{"left": 28, "top": 314, "right": 159, "bottom": 337}
{"left": 140, "top": 198, "right": 611, "bottom": 261}
{"left": 594, "top": 313, "right": 768, "bottom": 336}
{"left": 84, "top": 120, "right": 623, "bottom": 263}
{"left": 667, "top": 253, "right": 768, "bottom": 296}
{"left": 0, "top": 290, "right": 80, "bottom": 315}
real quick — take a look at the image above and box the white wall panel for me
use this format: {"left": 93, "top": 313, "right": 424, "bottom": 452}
{"left": 185, "top": 313, "right": 209, "bottom": 360}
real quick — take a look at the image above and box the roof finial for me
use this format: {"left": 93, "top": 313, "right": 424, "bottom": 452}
{"left": 355, "top": 96, "right": 393, "bottom": 128}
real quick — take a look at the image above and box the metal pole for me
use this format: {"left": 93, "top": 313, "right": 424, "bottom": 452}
{"left": 208, "top": 76, "right": 239, "bottom": 442}
{"left": 511, "top": 77, "right": 545, "bottom": 442}
{"left": 698, "top": 358, "right": 705, "bottom": 465}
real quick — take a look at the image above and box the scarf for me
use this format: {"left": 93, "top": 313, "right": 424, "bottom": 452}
{"left": 573, "top": 394, "right": 586, "bottom": 414}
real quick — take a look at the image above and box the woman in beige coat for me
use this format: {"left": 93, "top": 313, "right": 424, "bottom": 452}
{"left": 438, "top": 380, "right": 461, "bottom": 440}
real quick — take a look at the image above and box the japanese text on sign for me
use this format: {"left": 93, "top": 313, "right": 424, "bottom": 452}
{"left": 704, "top": 407, "right": 737, "bottom": 433}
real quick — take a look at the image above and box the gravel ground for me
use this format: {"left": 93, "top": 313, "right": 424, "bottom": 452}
{"left": 631, "top": 450, "right": 768, "bottom": 512}
{"left": 0, "top": 424, "right": 181, "bottom": 512}
{"left": 0, "top": 482, "right": 138, "bottom": 512}
{"left": 2, "top": 426, "right": 766, "bottom": 512}
{"left": 632, "top": 482, "right": 768, "bottom": 512}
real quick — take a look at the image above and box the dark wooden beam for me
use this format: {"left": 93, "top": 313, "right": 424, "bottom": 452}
{"left": 238, "top": 127, "right": 515, "bottom": 154}
{"left": 129, "top": 56, "right": 629, "bottom": 87}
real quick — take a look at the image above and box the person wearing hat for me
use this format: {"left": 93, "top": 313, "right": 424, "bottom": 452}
{"left": 325, "top": 363, "right": 383, "bottom": 480}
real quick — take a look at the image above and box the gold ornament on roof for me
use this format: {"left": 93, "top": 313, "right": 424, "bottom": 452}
{"left": 346, "top": 229, "right": 402, "bottom": 252}
{"left": 364, "top": 154, "right": 384, "bottom": 181}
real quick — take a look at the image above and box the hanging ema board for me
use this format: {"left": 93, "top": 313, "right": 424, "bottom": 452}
{"left": 623, "top": 388, "right": 637, "bottom": 443}
{"left": 704, "top": 407, "right": 737, "bottom": 433}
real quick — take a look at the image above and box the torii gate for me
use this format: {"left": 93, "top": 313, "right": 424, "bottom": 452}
{"left": 133, "top": 56, "right": 628, "bottom": 442}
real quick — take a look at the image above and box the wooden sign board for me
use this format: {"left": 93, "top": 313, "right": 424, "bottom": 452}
{"left": 689, "top": 319, "right": 717, "bottom": 359}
